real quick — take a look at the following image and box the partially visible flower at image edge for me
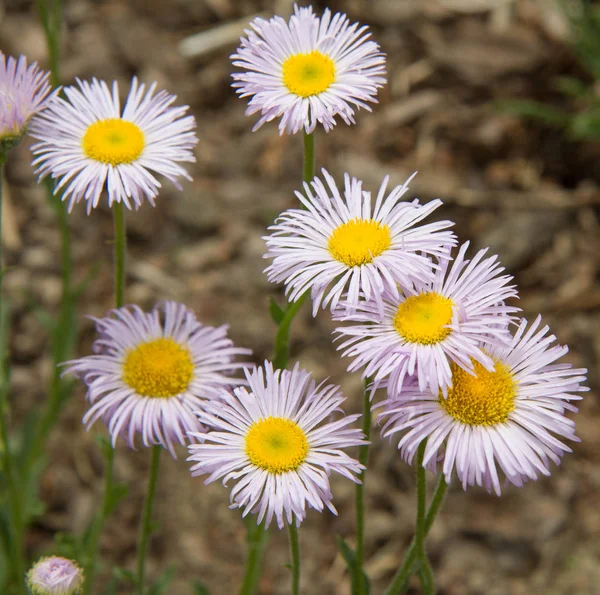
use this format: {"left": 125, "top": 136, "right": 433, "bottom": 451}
{"left": 64, "top": 301, "right": 252, "bottom": 457}
{"left": 378, "top": 316, "right": 588, "bottom": 495}
{"left": 29, "top": 76, "right": 198, "bottom": 213}
{"left": 26, "top": 556, "right": 84, "bottom": 595}
{"left": 264, "top": 168, "right": 456, "bottom": 316}
{"left": 0, "top": 52, "right": 55, "bottom": 152}
{"left": 187, "top": 361, "right": 366, "bottom": 528}
{"left": 231, "top": 4, "right": 386, "bottom": 134}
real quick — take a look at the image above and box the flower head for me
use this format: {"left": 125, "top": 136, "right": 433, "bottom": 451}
{"left": 0, "top": 53, "right": 54, "bottom": 150}
{"left": 64, "top": 301, "right": 251, "bottom": 457}
{"left": 335, "top": 242, "right": 519, "bottom": 396}
{"left": 378, "top": 316, "right": 587, "bottom": 495}
{"left": 232, "top": 5, "right": 386, "bottom": 134}
{"left": 264, "top": 169, "right": 456, "bottom": 316}
{"left": 30, "top": 77, "right": 197, "bottom": 213}
{"left": 187, "top": 361, "right": 365, "bottom": 528}
{"left": 26, "top": 556, "right": 84, "bottom": 595}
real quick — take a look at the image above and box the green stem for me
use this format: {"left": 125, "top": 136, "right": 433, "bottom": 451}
{"left": 383, "top": 463, "right": 448, "bottom": 595}
{"left": 239, "top": 519, "right": 269, "bottom": 595}
{"left": 36, "top": 0, "right": 61, "bottom": 86}
{"left": 272, "top": 292, "right": 308, "bottom": 370}
{"left": 302, "top": 131, "right": 315, "bottom": 185}
{"left": 414, "top": 441, "right": 434, "bottom": 595}
{"left": 136, "top": 445, "right": 162, "bottom": 594}
{"left": 83, "top": 444, "right": 114, "bottom": 595}
{"left": 287, "top": 522, "right": 300, "bottom": 595}
{"left": 354, "top": 383, "right": 372, "bottom": 594}
{"left": 271, "top": 131, "right": 315, "bottom": 371}
{"left": 0, "top": 157, "right": 26, "bottom": 594}
{"left": 113, "top": 202, "right": 126, "bottom": 308}
{"left": 83, "top": 203, "right": 126, "bottom": 594}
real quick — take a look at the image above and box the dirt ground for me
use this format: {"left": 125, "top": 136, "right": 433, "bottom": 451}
{"left": 1, "top": 0, "right": 599, "bottom": 593}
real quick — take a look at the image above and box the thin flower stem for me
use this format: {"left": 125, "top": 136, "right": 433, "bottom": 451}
{"left": 303, "top": 131, "right": 315, "bottom": 185}
{"left": 272, "top": 291, "right": 309, "bottom": 370}
{"left": 136, "top": 445, "right": 162, "bottom": 594}
{"left": 287, "top": 522, "right": 301, "bottom": 595}
{"left": 354, "top": 382, "right": 372, "bottom": 594}
{"left": 383, "top": 459, "right": 448, "bottom": 595}
{"left": 239, "top": 518, "right": 269, "bottom": 595}
{"left": 83, "top": 203, "right": 126, "bottom": 594}
{"left": 271, "top": 131, "right": 315, "bottom": 371}
{"left": 414, "top": 441, "right": 435, "bottom": 595}
{"left": 113, "top": 201, "right": 126, "bottom": 309}
{"left": 0, "top": 157, "right": 26, "bottom": 594}
{"left": 83, "top": 444, "right": 114, "bottom": 595}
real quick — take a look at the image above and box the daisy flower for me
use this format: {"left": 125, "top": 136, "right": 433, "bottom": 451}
{"left": 187, "top": 361, "right": 365, "bottom": 528}
{"left": 335, "top": 242, "right": 519, "bottom": 396}
{"left": 26, "top": 556, "right": 84, "bottom": 595}
{"left": 29, "top": 77, "right": 197, "bottom": 213}
{"left": 0, "top": 52, "right": 54, "bottom": 150}
{"left": 264, "top": 168, "right": 456, "bottom": 316}
{"left": 64, "top": 301, "right": 251, "bottom": 457}
{"left": 378, "top": 316, "right": 587, "bottom": 495}
{"left": 231, "top": 4, "right": 386, "bottom": 134}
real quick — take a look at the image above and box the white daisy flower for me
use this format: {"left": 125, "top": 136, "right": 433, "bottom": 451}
{"left": 187, "top": 361, "right": 365, "bottom": 529}
{"left": 335, "top": 242, "right": 519, "bottom": 396}
{"left": 64, "top": 301, "right": 251, "bottom": 457}
{"left": 0, "top": 52, "right": 55, "bottom": 150}
{"left": 30, "top": 77, "right": 197, "bottom": 213}
{"left": 231, "top": 4, "right": 386, "bottom": 134}
{"left": 378, "top": 316, "right": 587, "bottom": 495}
{"left": 264, "top": 168, "right": 456, "bottom": 316}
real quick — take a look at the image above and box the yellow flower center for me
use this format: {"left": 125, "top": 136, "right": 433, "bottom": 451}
{"left": 82, "top": 118, "right": 145, "bottom": 165}
{"left": 282, "top": 51, "right": 336, "bottom": 97}
{"left": 393, "top": 292, "right": 454, "bottom": 345}
{"left": 328, "top": 218, "right": 392, "bottom": 267}
{"left": 245, "top": 417, "right": 309, "bottom": 474}
{"left": 122, "top": 338, "right": 194, "bottom": 398}
{"left": 439, "top": 359, "right": 517, "bottom": 426}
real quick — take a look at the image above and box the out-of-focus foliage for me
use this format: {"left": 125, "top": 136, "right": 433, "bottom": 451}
{"left": 499, "top": 0, "right": 600, "bottom": 140}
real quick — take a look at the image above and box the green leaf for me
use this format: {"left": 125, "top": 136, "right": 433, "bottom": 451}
{"left": 269, "top": 297, "right": 285, "bottom": 324}
{"left": 336, "top": 536, "right": 371, "bottom": 595}
{"left": 554, "top": 76, "right": 593, "bottom": 99}
{"left": 568, "top": 109, "right": 600, "bottom": 139}
{"left": 112, "top": 567, "right": 136, "bottom": 583}
{"left": 106, "top": 482, "right": 129, "bottom": 516}
{"left": 191, "top": 579, "right": 211, "bottom": 595}
{"left": 148, "top": 566, "right": 176, "bottom": 595}
{"left": 494, "top": 100, "right": 569, "bottom": 126}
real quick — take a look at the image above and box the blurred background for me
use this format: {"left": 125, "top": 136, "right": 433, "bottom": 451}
{"left": 1, "top": 0, "right": 599, "bottom": 593}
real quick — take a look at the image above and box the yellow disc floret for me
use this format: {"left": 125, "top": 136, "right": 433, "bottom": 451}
{"left": 245, "top": 417, "right": 309, "bottom": 474}
{"left": 393, "top": 292, "right": 454, "bottom": 345}
{"left": 83, "top": 118, "right": 145, "bottom": 165}
{"left": 122, "top": 338, "right": 194, "bottom": 398}
{"left": 328, "top": 218, "right": 392, "bottom": 267}
{"left": 439, "top": 359, "right": 516, "bottom": 426}
{"left": 282, "top": 51, "right": 336, "bottom": 97}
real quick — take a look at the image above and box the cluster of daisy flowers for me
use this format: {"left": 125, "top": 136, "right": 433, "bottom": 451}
{"left": 3, "top": 6, "right": 587, "bottom": 589}
{"left": 262, "top": 165, "right": 588, "bottom": 496}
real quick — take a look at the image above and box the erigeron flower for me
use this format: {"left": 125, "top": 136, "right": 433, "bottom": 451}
{"left": 231, "top": 4, "right": 386, "bottom": 134}
{"left": 0, "top": 52, "right": 54, "bottom": 151}
{"left": 378, "top": 316, "right": 587, "bottom": 495}
{"left": 64, "top": 301, "right": 251, "bottom": 457}
{"left": 335, "top": 242, "right": 518, "bottom": 396}
{"left": 26, "top": 556, "right": 84, "bottom": 595}
{"left": 187, "top": 361, "right": 365, "bottom": 528}
{"left": 30, "top": 77, "right": 197, "bottom": 213}
{"left": 264, "top": 169, "right": 456, "bottom": 316}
